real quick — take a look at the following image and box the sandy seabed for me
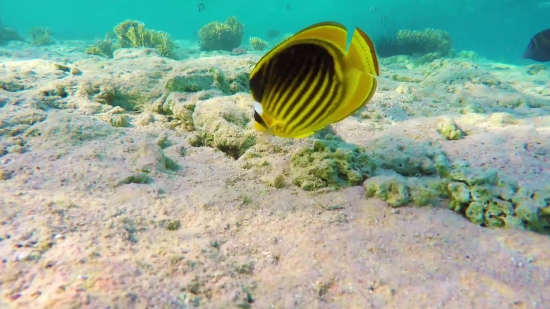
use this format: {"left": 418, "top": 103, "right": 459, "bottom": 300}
{"left": 0, "top": 40, "right": 550, "bottom": 309}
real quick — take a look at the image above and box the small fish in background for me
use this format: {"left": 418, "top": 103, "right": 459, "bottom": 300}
{"left": 287, "top": 3, "right": 291, "bottom": 10}
{"left": 522, "top": 28, "right": 550, "bottom": 62}
{"left": 197, "top": 3, "right": 205, "bottom": 11}
{"left": 370, "top": 6, "right": 378, "bottom": 11}
{"left": 380, "top": 15, "right": 386, "bottom": 21}
{"left": 249, "top": 22, "right": 379, "bottom": 139}
{"left": 267, "top": 29, "right": 280, "bottom": 39}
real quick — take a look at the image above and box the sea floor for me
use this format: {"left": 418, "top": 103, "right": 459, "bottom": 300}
{"left": 0, "top": 39, "right": 550, "bottom": 309}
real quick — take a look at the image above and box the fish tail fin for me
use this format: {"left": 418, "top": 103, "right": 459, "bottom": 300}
{"left": 329, "top": 28, "right": 379, "bottom": 123}
{"left": 346, "top": 27, "right": 379, "bottom": 77}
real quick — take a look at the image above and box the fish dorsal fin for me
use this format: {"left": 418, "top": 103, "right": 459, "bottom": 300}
{"left": 327, "top": 27, "right": 379, "bottom": 124}
{"left": 286, "top": 21, "right": 348, "bottom": 54}
{"left": 249, "top": 22, "right": 349, "bottom": 104}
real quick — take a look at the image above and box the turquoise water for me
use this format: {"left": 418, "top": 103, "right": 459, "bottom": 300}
{"left": 1, "top": 0, "right": 548, "bottom": 64}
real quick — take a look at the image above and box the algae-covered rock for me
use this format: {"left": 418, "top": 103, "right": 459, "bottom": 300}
{"left": 448, "top": 166, "right": 498, "bottom": 187}
{"left": 364, "top": 170, "right": 439, "bottom": 207}
{"left": 107, "top": 114, "right": 129, "bottom": 127}
{"left": 133, "top": 141, "right": 180, "bottom": 173}
{"left": 470, "top": 185, "right": 492, "bottom": 203}
{"left": 114, "top": 172, "right": 149, "bottom": 187}
{"left": 285, "top": 133, "right": 550, "bottom": 234}
{"left": 290, "top": 136, "right": 376, "bottom": 191}
{"left": 151, "top": 92, "right": 198, "bottom": 131}
{"left": 436, "top": 117, "right": 463, "bottom": 140}
{"left": 85, "top": 38, "right": 115, "bottom": 58}
{"left": 290, "top": 135, "right": 451, "bottom": 193}
{"left": 364, "top": 175, "right": 410, "bottom": 207}
{"left": 188, "top": 94, "right": 256, "bottom": 159}
{"left": 448, "top": 182, "right": 470, "bottom": 204}
{"left": 363, "top": 136, "right": 448, "bottom": 177}
{"left": 164, "top": 66, "right": 248, "bottom": 95}
{"left": 445, "top": 166, "right": 550, "bottom": 233}
{"left": 465, "top": 202, "right": 484, "bottom": 225}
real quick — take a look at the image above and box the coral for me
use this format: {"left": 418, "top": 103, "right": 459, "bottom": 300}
{"left": 375, "top": 28, "right": 452, "bottom": 58}
{"left": 29, "top": 27, "right": 53, "bottom": 46}
{"left": 0, "top": 21, "right": 24, "bottom": 45}
{"left": 85, "top": 38, "right": 115, "bottom": 58}
{"left": 436, "top": 117, "right": 463, "bottom": 140}
{"left": 198, "top": 16, "right": 244, "bottom": 51}
{"left": 249, "top": 37, "right": 268, "bottom": 51}
{"left": 113, "top": 20, "right": 175, "bottom": 58}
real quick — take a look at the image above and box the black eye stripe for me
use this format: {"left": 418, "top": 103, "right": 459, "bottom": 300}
{"left": 254, "top": 110, "right": 267, "bottom": 128}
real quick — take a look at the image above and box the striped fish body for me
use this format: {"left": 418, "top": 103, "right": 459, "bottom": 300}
{"left": 249, "top": 22, "right": 379, "bottom": 139}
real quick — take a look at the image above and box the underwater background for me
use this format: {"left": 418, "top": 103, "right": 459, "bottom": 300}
{"left": 1, "top": 0, "right": 550, "bottom": 308}
{"left": 1, "top": 0, "right": 549, "bottom": 64}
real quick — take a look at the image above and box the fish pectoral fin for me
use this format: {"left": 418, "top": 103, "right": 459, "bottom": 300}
{"left": 328, "top": 68, "right": 377, "bottom": 124}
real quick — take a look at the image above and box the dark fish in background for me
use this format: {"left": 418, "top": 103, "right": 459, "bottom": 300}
{"left": 197, "top": 3, "right": 205, "bottom": 11}
{"left": 267, "top": 29, "right": 280, "bottom": 39}
{"left": 287, "top": 3, "right": 291, "bottom": 10}
{"left": 522, "top": 28, "right": 550, "bottom": 62}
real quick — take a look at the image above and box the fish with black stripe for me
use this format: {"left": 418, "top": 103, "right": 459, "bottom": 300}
{"left": 249, "top": 21, "right": 379, "bottom": 139}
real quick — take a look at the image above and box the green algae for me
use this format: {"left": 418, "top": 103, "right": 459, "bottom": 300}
{"left": 290, "top": 135, "right": 376, "bottom": 191}
{"left": 286, "top": 134, "right": 550, "bottom": 234}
